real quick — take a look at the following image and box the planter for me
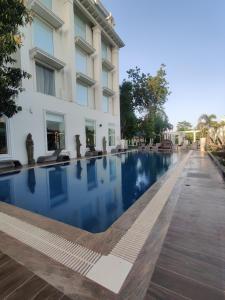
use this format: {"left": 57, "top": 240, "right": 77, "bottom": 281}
{"left": 208, "top": 152, "right": 225, "bottom": 178}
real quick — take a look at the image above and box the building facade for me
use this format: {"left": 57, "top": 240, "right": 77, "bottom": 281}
{"left": 0, "top": 0, "right": 124, "bottom": 164}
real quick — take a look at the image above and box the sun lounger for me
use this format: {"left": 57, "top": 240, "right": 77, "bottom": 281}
{"left": 158, "top": 139, "right": 173, "bottom": 151}
{"left": 37, "top": 149, "right": 70, "bottom": 164}
{"left": 85, "top": 146, "right": 103, "bottom": 157}
{"left": 0, "top": 160, "right": 22, "bottom": 171}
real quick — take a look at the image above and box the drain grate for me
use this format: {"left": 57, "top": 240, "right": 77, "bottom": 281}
{"left": 111, "top": 151, "right": 192, "bottom": 263}
{"left": 0, "top": 213, "right": 101, "bottom": 275}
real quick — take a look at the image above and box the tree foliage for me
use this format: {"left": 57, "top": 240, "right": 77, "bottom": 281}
{"left": 120, "top": 65, "right": 171, "bottom": 143}
{"left": 127, "top": 64, "right": 170, "bottom": 114}
{"left": 120, "top": 81, "right": 138, "bottom": 139}
{"left": 177, "top": 121, "right": 192, "bottom": 131}
{"left": 0, "top": 0, "right": 31, "bottom": 118}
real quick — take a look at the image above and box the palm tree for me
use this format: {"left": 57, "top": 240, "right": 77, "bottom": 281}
{"left": 197, "top": 114, "right": 217, "bottom": 138}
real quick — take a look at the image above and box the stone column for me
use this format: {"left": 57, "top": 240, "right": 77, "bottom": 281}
{"left": 63, "top": 0, "right": 76, "bottom": 102}
{"left": 93, "top": 26, "right": 102, "bottom": 110}
{"left": 193, "top": 131, "right": 196, "bottom": 143}
{"left": 112, "top": 47, "right": 120, "bottom": 116}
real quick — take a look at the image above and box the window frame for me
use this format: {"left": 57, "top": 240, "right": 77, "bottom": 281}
{"left": 45, "top": 111, "right": 66, "bottom": 153}
{"left": 40, "top": 0, "right": 52, "bottom": 9}
{"left": 32, "top": 16, "right": 54, "bottom": 55}
{"left": 0, "top": 116, "right": 11, "bottom": 158}
{"left": 85, "top": 119, "right": 96, "bottom": 148}
{"left": 74, "top": 15, "right": 87, "bottom": 40}
{"left": 35, "top": 62, "right": 56, "bottom": 96}
{"left": 102, "top": 95, "right": 109, "bottom": 113}
{"left": 108, "top": 126, "right": 116, "bottom": 146}
{"left": 102, "top": 68, "right": 108, "bottom": 88}
{"left": 76, "top": 81, "right": 89, "bottom": 106}
{"left": 102, "top": 42, "right": 108, "bottom": 60}
{"left": 76, "top": 47, "right": 88, "bottom": 74}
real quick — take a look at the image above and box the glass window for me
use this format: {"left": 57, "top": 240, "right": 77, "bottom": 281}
{"left": 102, "top": 42, "right": 108, "bottom": 59}
{"left": 85, "top": 119, "right": 96, "bottom": 147}
{"left": 102, "top": 68, "right": 108, "bottom": 87}
{"left": 0, "top": 118, "right": 8, "bottom": 155}
{"left": 40, "top": 0, "right": 52, "bottom": 9}
{"left": 76, "top": 48, "right": 87, "bottom": 74}
{"left": 102, "top": 95, "right": 109, "bottom": 113}
{"left": 76, "top": 82, "right": 88, "bottom": 106}
{"left": 33, "top": 17, "right": 53, "bottom": 55}
{"left": 108, "top": 127, "right": 115, "bottom": 146}
{"left": 74, "top": 15, "right": 86, "bottom": 40}
{"left": 46, "top": 113, "right": 65, "bottom": 151}
{"left": 36, "top": 63, "right": 55, "bottom": 96}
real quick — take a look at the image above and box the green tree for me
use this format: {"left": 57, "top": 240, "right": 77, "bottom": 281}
{"left": 120, "top": 81, "right": 138, "bottom": 139}
{"left": 177, "top": 121, "right": 192, "bottom": 131}
{"left": 127, "top": 65, "right": 171, "bottom": 141}
{"left": 140, "top": 110, "right": 173, "bottom": 143}
{"left": 127, "top": 64, "right": 170, "bottom": 114}
{"left": 0, "top": 0, "right": 31, "bottom": 118}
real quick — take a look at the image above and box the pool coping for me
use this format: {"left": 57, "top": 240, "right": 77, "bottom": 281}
{"left": 0, "top": 150, "right": 133, "bottom": 176}
{"left": 0, "top": 150, "right": 190, "bottom": 298}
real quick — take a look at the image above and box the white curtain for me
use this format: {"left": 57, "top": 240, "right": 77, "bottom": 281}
{"left": 36, "top": 64, "right": 55, "bottom": 96}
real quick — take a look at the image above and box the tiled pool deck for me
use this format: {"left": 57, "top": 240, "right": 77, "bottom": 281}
{"left": 0, "top": 151, "right": 224, "bottom": 299}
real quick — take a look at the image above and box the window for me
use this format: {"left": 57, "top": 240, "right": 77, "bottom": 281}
{"left": 46, "top": 113, "right": 65, "bottom": 151}
{"left": 33, "top": 18, "right": 53, "bottom": 55}
{"left": 0, "top": 118, "right": 8, "bottom": 155}
{"left": 76, "top": 82, "right": 88, "bottom": 106}
{"left": 85, "top": 119, "right": 96, "bottom": 147}
{"left": 76, "top": 48, "right": 87, "bottom": 74}
{"left": 75, "top": 15, "right": 86, "bottom": 40}
{"left": 36, "top": 63, "right": 55, "bottom": 96}
{"left": 40, "top": 0, "right": 52, "bottom": 9}
{"left": 108, "top": 127, "right": 115, "bottom": 146}
{"left": 102, "top": 42, "right": 108, "bottom": 59}
{"left": 102, "top": 68, "right": 108, "bottom": 87}
{"left": 102, "top": 95, "right": 109, "bottom": 113}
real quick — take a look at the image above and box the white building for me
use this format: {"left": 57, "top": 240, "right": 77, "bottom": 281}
{"left": 0, "top": 0, "right": 124, "bottom": 164}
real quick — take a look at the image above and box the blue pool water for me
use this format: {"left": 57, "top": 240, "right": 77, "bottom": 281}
{"left": 0, "top": 152, "right": 177, "bottom": 233}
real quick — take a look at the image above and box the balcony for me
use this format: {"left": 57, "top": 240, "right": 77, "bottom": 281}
{"left": 102, "top": 58, "right": 114, "bottom": 71}
{"left": 76, "top": 72, "right": 96, "bottom": 86}
{"left": 75, "top": 37, "right": 95, "bottom": 55}
{"left": 103, "top": 87, "right": 114, "bottom": 97}
{"left": 30, "top": 0, "right": 64, "bottom": 29}
{"left": 30, "top": 47, "right": 65, "bottom": 70}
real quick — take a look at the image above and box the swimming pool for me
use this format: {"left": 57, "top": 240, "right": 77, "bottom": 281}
{"left": 0, "top": 152, "right": 177, "bottom": 233}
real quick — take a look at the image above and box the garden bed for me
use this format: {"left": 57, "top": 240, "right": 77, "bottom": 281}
{"left": 208, "top": 151, "right": 225, "bottom": 178}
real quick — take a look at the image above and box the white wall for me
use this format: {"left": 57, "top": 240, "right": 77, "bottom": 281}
{"left": 8, "top": 90, "right": 120, "bottom": 164}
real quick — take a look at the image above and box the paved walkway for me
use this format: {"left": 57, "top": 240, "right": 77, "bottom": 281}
{"left": 145, "top": 152, "right": 225, "bottom": 299}
{"left": 0, "top": 251, "right": 70, "bottom": 299}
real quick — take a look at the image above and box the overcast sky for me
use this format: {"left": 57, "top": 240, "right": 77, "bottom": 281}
{"left": 102, "top": 0, "right": 225, "bottom": 128}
